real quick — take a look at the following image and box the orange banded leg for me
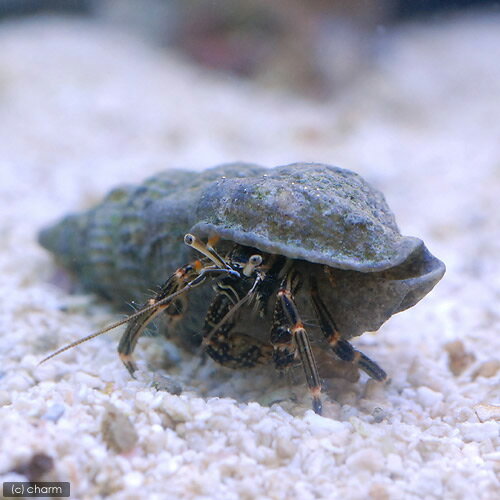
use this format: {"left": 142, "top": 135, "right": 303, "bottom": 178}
{"left": 118, "top": 262, "right": 201, "bottom": 374}
{"left": 118, "top": 308, "right": 164, "bottom": 375}
{"left": 118, "top": 261, "right": 235, "bottom": 375}
{"left": 310, "top": 278, "right": 387, "bottom": 382}
{"left": 274, "top": 276, "right": 323, "bottom": 415}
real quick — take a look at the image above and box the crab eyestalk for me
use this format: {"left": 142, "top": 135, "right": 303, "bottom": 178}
{"left": 243, "top": 254, "right": 262, "bottom": 277}
{"left": 184, "top": 233, "right": 228, "bottom": 269}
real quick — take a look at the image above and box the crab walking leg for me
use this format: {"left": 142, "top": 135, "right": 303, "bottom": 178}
{"left": 118, "top": 262, "right": 238, "bottom": 375}
{"left": 310, "top": 276, "right": 387, "bottom": 382}
{"left": 273, "top": 273, "right": 323, "bottom": 415}
{"left": 270, "top": 294, "right": 296, "bottom": 370}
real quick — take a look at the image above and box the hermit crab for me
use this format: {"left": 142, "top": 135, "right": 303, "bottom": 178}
{"left": 39, "top": 163, "right": 445, "bottom": 414}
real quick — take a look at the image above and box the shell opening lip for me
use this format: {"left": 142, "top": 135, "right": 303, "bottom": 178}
{"left": 190, "top": 223, "right": 425, "bottom": 272}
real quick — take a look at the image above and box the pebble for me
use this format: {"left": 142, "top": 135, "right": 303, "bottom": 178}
{"left": 474, "top": 404, "right": 500, "bottom": 422}
{"left": 345, "top": 448, "right": 385, "bottom": 473}
{"left": 101, "top": 403, "right": 139, "bottom": 453}
{"left": 41, "top": 403, "right": 65, "bottom": 422}
{"left": 472, "top": 360, "right": 500, "bottom": 379}
{"left": 123, "top": 471, "right": 144, "bottom": 488}
{"left": 417, "top": 386, "right": 443, "bottom": 408}
{"left": 444, "top": 340, "right": 475, "bottom": 376}
{"left": 460, "top": 422, "right": 499, "bottom": 442}
{"left": 151, "top": 373, "right": 183, "bottom": 395}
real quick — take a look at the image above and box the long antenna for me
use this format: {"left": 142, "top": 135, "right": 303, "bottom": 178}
{"left": 38, "top": 276, "right": 206, "bottom": 365}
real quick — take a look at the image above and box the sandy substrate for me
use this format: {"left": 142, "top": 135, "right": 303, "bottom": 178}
{"left": 0, "top": 13, "right": 499, "bottom": 500}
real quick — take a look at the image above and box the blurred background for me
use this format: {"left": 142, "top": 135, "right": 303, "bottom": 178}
{"left": 0, "top": 0, "right": 498, "bottom": 97}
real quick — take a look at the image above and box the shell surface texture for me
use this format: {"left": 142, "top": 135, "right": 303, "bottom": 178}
{"left": 39, "top": 163, "right": 445, "bottom": 415}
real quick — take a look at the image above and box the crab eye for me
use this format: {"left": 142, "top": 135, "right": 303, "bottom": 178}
{"left": 249, "top": 255, "right": 262, "bottom": 266}
{"left": 242, "top": 254, "right": 262, "bottom": 277}
{"left": 184, "top": 234, "right": 195, "bottom": 246}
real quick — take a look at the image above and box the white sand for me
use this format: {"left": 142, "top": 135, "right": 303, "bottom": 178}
{"left": 0, "top": 13, "right": 499, "bottom": 500}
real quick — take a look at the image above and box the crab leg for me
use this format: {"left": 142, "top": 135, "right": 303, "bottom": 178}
{"left": 272, "top": 272, "right": 323, "bottom": 415}
{"left": 310, "top": 276, "right": 387, "bottom": 382}
{"left": 118, "top": 262, "right": 238, "bottom": 375}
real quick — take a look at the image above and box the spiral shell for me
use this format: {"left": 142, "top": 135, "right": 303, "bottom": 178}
{"left": 39, "top": 162, "right": 445, "bottom": 339}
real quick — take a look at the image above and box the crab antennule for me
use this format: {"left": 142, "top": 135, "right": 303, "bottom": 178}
{"left": 206, "top": 235, "right": 229, "bottom": 269}
{"left": 207, "top": 234, "right": 221, "bottom": 250}
{"left": 202, "top": 272, "right": 262, "bottom": 347}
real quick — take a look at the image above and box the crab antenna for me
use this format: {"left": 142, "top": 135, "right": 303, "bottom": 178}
{"left": 38, "top": 322, "right": 126, "bottom": 365}
{"left": 184, "top": 233, "right": 228, "bottom": 269}
{"left": 38, "top": 279, "right": 204, "bottom": 366}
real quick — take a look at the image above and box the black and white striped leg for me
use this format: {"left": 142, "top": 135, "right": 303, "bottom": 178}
{"left": 310, "top": 276, "right": 387, "bottom": 382}
{"left": 272, "top": 273, "right": 323, "bottom": 415}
